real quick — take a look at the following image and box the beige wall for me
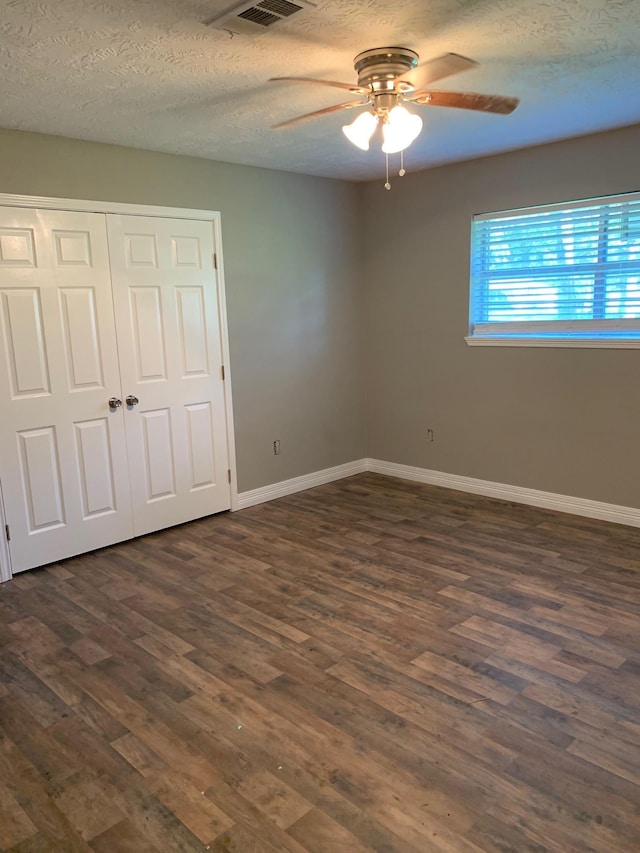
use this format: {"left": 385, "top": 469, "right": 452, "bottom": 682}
{"left": 361, "top": 124, "right": 640, "bottom": 508}
{"left": 0, "top": 129, "right": 366, "bottom": 492}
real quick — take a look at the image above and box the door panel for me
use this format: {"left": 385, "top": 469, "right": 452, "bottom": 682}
{"left": 140, "top": 408, "right": 176, "bottom": 501}
{"left": 107, "top": 214, "right": 230, "bottom": 536}
{"left": 74, "top": 418, "right": 118, "bottom": 518}
{"left": 0, "top": 207, "right": 133, "bottom": 572}
{"left": 130, "top": 286, "right": 167, "bottom": 381}
{"left": 59, "top": 287, "right": 105, "bottom": 390}
{"left": 0, "top": 227, "right": 37, "bottom": 265}
{"left": 17, "top": 426, "right": 65, "bottom": 531}
{"left": 1, "top": 288, "right": 51, "bottom": 396}
{"left": 177, "top": 286, "right": 209, "bottom": 376}
{"left": 185, "top": 402, "right": 216, "bottom": 491}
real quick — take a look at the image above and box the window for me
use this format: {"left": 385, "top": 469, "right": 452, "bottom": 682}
{"left": 467, "top": 192, "right": 640, "bottom": 347}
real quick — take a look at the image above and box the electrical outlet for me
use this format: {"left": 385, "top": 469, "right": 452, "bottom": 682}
{"left": 273, "top": 440, "right": 281, "bottom": 455}
{"left": 426, "top": 429, "right": 434, "bottom": 442}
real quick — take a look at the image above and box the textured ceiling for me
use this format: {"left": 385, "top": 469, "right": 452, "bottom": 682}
{"left": 0, "top": 0, "right": 639, "bottom": 181}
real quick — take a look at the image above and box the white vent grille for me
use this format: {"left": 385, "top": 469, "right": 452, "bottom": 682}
{"left": 206, "top": 0, "right": 310, "bottom": 36}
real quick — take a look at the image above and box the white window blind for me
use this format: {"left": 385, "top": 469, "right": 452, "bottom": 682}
{"left": 468, "top": 192, "right": 640, "bottom": 346}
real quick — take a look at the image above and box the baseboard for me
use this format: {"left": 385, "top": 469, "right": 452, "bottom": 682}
{"left": 235, "top": 456, "right": 640, "bottom": 528}
{"left": 235, "top": 459, "right": 369, "bottom": 510}
{"left": 366, "top": 458, "right": 640, "bottom": 529}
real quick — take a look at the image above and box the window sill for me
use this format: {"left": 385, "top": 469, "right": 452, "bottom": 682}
{"left": 465, "top": 336, "right": 640, "bottom": 349}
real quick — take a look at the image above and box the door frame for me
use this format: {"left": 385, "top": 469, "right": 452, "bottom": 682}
{"left": 0, "top": 193, "right": 239, "bottom": 583}
{"left": 0, "top": 479, "right": 11, "bottom": 582}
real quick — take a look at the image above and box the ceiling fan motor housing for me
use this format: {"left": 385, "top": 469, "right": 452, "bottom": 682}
{"left": 353, "top": 47, "right": 419, "bottom": 91}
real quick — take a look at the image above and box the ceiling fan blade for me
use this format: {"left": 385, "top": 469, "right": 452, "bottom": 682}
{"left": 272, "top": 101, "right": 369, "bottom": 130}
{"left": 269, "top": 76, "right": 368, "bottom": 95}
{"left": 397, "top": 53, "right": 478, "bottom": 90}
{"left": 410, "top": 90, "right": 520, "bottom": 114}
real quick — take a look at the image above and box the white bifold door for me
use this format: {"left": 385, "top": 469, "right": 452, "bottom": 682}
{"left": 0, "top": 206, "right": 231, "bottom": 574}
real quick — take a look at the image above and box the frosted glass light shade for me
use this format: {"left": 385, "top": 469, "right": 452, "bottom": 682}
{"left": 381, "top": 106, "right": 423, "bottom": 154}
{"left": 342, "top": 111, "right": 378, "bottom": 150}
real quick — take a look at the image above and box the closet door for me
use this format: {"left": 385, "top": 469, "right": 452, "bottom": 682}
{"left": 0, "top": 207, "right": 133, "bottom": 572}
{"left": 107, "top": 215, "right": 230, "bottom": 536}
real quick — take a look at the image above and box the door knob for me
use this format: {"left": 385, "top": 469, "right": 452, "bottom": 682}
{"left": 125, "top": 395, "right": 139, "bottom": 407}
{"left": 108, "top": 397, "right": 122, "bottom": 409}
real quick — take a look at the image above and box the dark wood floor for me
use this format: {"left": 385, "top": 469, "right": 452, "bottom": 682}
{"left": 0, "top": 473, "right": 639, "bottom": 853}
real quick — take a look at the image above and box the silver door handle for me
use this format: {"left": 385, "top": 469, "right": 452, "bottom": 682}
{"left": 125, "top": 395, "right": 139, "bottom": 407}
{"left": 108, "top": 397, "right": 122, "bottom": 409}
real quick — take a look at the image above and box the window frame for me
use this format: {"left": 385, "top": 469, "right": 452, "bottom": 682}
{"left": 466, "top": 191, "right": 640, "bottom": 348}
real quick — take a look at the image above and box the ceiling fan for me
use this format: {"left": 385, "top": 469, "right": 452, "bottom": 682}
{"left": 269, "top": 47, "right": 519, "bottom": 187}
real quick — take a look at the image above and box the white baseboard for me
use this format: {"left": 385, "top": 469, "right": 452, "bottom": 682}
{"left": 235, "top": 456, "right": 640, "bottom": 528}
{"left": 236, "top": 459, "right": 368, "bottom": 510}
{"left": 367, "top": 458, "right": 640, "bottom": 529}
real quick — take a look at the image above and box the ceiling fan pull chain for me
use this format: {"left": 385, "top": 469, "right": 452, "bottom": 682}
{"left": 399, "top": 150, "right": 406, "bottom": 177}
{"left": 385, "top": 153, "right": 391, "bottom": 190}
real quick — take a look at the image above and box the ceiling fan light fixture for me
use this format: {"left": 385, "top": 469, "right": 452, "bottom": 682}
{"left": 269, "top": 47, "right": 518, "bottom": 191}
{"left": 342, "top": 110, "right": 378, "bottom": 150}
{"left": 381, "top": 106, "right": 423, "bottom": 154}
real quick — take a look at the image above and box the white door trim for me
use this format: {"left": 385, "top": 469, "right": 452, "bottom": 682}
{"left": 0, "top": 193, "right": 223, "bottom": 221}
{"left": 0, "top": 480, "right": 12, "bottom": 582}
{"left": 211, "top": 215, "right": 239, "bottom": 511}
{"left": 0, "top": 193, "right": 238, "bottom": 572}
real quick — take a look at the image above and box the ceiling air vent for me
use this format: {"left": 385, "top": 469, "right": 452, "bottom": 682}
{"left": 205, "top": 0, "right": 312, "bottom": 36}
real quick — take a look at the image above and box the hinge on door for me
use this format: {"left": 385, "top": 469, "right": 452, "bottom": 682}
{"left": 4, "top": 525, "right": 9, "bottom": 542}
{"left": 221, "top": 365, "right": 225, "bottom": 381}
{"left": 228, "top": 469, "right": 231, "bottom": 484}
{"left": 213, "top": 252, "right": 218, "bottom": 270}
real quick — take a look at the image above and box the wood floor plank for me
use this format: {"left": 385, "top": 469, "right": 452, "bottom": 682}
{"left": 235, "top": 769, "right": 313, "bottom": 829}
{"left": 89, "top": 818, "right": 162, "bottom": 853}
{"left": 0, "top": 472, "right": 639, "bottom": 852}
{"left": 52, "top": 774, "right": 124, "bottom": 841}
{"left": 287, "top": 808, "right": 377, "bottom": 853}
{"left": 0, "top": 782, "right": 38, "bottom": 849}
